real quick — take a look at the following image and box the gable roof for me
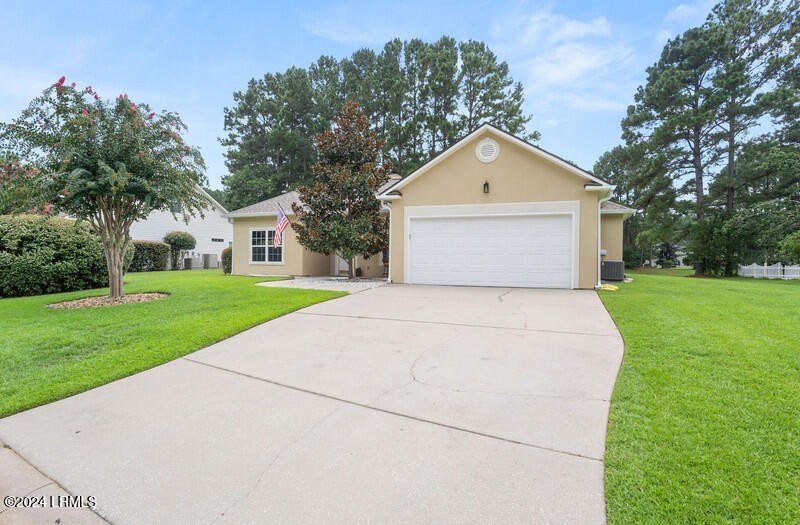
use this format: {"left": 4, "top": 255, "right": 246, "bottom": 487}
{"left": 378, "top": 123, "right": 612, "bottom": 199}
{"left": 226, "top": 178, "right": 398, "bottom": 218}
{"left": 198, "top": 186, "right": 228, "bottom": 214}
{"left": 226, "top": 191, "right": 300, "bottom": 217}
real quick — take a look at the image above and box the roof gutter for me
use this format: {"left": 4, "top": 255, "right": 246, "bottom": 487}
{"left": 584, "top": 184, "right": 613, "bottom": 192}
{"left": 223, "top": 212, "right": 282, "bottom": 219}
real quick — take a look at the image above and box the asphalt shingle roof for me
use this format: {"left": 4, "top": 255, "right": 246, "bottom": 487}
{"left": 601, "top": 201, "right": 636, "bottom": 213}
{"left": 227, "top": 178, "right": 400, "bottom": 217}
{"left": 226, "top": 191, "right": 300, "bottom": 216}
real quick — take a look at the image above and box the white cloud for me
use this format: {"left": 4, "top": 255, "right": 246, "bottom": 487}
{"left": 664, "top": 0, "right": 715, "bottom": 24}
{"left": 526, "top": 42, "right": 632, "bottom": 88}
{"left": 561, "top": 92, "right": 628, "bottom": 112}
{"left": 303, "top": 3, "right": 420, "bottom": 44}
{"left": 305, "top": 17, "right": 393, "bottom": 44}
{"left": 654, "top": 29, "right": 674, "bottom": 45}
{"left": 490, "top": 8, "right": 633, "bottom": 114}
{"left": 498, "top": 12, "right": 612, "bottom": 46}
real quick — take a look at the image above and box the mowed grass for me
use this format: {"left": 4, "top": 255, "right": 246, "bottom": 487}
{"left": 600, "top": 270, "right": 800, "bottom": 524}
{"left": 0, "top": 270, "right": 344, "bottom": 417}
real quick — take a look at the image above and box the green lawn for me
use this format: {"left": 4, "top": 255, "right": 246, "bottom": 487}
{"left": 0, "top": 270, "right": 344, "bottom": 418}
{"left": 600, "top": 270, "right": 800, "bottom": 524}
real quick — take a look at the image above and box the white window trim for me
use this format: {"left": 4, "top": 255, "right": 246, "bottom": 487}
{"left": 403, "top": 201, "right": 580, "bottom": 289}
{"left": 248, "top": 227, "right": 284, "bottom": 265}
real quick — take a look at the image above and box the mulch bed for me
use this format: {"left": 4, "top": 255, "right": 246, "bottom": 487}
{"left": 47, "top": 293, "right": 168, "bottom": 310}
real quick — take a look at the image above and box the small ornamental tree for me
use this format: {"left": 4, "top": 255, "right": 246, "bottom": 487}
{"left": 164, "top": 231, "right": 196, "bottom": 269}
{"left": 0, "top": 77, "right": 206, "bottom": 299}
{"left": 292, "top": 101, "right": 391, "bottom": 278}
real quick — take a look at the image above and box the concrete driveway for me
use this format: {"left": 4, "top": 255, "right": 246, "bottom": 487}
{"left": 0, "top": 285, "right": 623, "bottom": 524}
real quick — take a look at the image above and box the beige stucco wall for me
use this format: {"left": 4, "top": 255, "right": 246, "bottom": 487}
{"left": 601, "top": 214, "right": 625, "bottom": 261}
{"left": 388, "top": 131, "right": 602, "bottom": 289}
{"left": 233, "top": 215, "right": 386, "bottom": 278}
{"left": 231, "top": 216, "right": 328, "bottom": 276}
{"left": 329, "top": 253, "right": 386, "bottom": 278}
{"left": 356, "top": 253, "right": 386, "bottom": 278}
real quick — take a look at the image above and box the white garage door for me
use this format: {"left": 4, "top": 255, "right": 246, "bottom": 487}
{"left": 408, "top": 214, "right": 574, "bottom": 288}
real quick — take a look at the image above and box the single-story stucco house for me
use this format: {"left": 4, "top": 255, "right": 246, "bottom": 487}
{"left": 225, "top": 124, "right": 634, "bottom": 289}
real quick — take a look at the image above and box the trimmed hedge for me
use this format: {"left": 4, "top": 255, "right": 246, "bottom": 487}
{"left": 221, "top": 247, "right": 232, "bottom": 274}
{"left": 0, "top": 215, "right": 134, "bottom": 297}
{"left": 130, "top": 240, "right": 170, "bottom": 272}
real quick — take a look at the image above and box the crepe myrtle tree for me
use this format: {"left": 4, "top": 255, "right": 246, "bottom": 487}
{"left": 292, "top": 101, "right": 390, "bottom": 278}
{"left": 0, "top": 159, "right": 54, "bottom": 215}
{"left": 0, "top": 77, "right": 207, "bottom": 299}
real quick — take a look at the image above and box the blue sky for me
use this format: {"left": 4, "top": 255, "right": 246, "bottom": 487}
{"left": 0, "top": 0, "right": 715, "bottom": 189}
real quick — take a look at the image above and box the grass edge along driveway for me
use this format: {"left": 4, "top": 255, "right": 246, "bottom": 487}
{"left": 600, "top": 270, "right": 799, "bottom": 524}
{"left": 0, "top": 270, "right": 345, "bottom": 418}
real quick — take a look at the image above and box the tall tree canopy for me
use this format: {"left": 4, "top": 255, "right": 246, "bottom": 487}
{"left": 221, "top": 36, "right": 537, "bottom": 209}
{"left": 600, "top": 0, "right": 799, "bottom": 275}
{"left": 0, "top": 78, "right": 207, "bottom": 298}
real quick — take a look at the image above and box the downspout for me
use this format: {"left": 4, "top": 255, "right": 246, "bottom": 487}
{"left": 381, "top": 200, "right": 393, "bottom": 283}
{"left": 596, "top": 189, "right": 613, "bottom": 289}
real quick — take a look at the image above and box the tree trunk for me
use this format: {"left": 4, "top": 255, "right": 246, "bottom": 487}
{"left": 692, "top": 126, "right": 705, "bottom": 277}
{"left": 726, "top": 113, "right": 736, "bottom": 214}
{"left": 348, "top": 256, "right": 356, "bottom": 279}
{"left": 104, "top": 237, "right": 127, "bottom": 300}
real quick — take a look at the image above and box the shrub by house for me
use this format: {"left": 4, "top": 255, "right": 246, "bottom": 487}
{"left": 221, "top": 246, "right": 232, "bottom": 274}
{"left": 0, "top": 215, "right": 133, "bottom": 297}
{"left": 130, "top": 240, "right": 170, "bottom": 272}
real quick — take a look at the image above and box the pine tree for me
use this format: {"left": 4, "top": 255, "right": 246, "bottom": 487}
{"left": 221, "top": 37, "right": 539, "bottom": 204}
{"left": 376, "top": 39, "right": 407, "bottom": 171}
{"left": 458, "top": 40, "right": 533, "bottom": 138}
{"left": 624, "top": 27, "right": 722, "bottom": 224}
{"left": 708, "top": 0, "right": 796, "bottom": 213}
{"left": 400, "top": 38, "right": 430, "bottom": 173}
{"left": 423, "top": 36, "right": 460, "bottom": 155}
{"left": 221, "top": 68, "right": 319, "bottom": 209}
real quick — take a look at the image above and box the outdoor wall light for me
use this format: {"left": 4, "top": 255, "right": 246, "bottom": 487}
{"left": 483, "top": 181, "right": 490, "bottom": 193}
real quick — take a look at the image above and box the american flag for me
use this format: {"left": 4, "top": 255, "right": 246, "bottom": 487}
{"left": 274, "top": 208, "right": 289, "bottom": 246}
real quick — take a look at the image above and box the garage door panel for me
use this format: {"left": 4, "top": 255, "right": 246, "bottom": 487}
{"left": 409, "top": 215, "right": 573, "bottom": 289}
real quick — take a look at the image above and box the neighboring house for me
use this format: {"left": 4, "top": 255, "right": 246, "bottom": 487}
{"left": 226, "top": 124, "right": 634, "bottom": 289}
{"left": 129, "top": 187, "right": 232, "bottom": 268}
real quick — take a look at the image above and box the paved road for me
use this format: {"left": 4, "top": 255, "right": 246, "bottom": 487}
{"left": 0, "top": 285, "right": 624, "bottom": 524}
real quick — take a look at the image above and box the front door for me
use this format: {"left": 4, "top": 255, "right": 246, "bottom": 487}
{"left": 335, "top": 254, "right": 349, "bottom": 275}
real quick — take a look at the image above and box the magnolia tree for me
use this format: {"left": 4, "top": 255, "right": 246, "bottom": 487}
{"left": 292, "top": 101, "right": 390, "bottom": 278}
{"left": 0, "top": 77, "right": 207, "bottom": 298}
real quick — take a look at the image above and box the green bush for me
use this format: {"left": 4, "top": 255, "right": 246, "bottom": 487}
{"left": 623, "top": 247, "right": 644, "bottom": 268}
{"left": 0, "top": 215, "right": 133, "bottom": 297}
{"left": 163, "top": 231, "right": 196, "bottom": 270}
{"left": 221, "top": 247, "right": 232, "bottom": 274}
{"left": 130, "top": 240, "right": 169, "bottom": 272}
{"left": 686, "top": 215, "right": 738, "bottom": 276}
{"left": 780, "top": 231, "right": 800, "bottom": 263}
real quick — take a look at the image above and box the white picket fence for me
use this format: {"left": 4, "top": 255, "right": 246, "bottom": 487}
{"left": 738, "top": 263, "right": 800, "bottom": 279}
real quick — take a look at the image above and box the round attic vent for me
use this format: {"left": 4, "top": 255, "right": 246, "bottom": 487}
{"left": 475, "top": 137, "right": 500, "bottom": 163}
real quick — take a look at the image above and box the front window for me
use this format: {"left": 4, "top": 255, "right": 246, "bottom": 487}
{"left": 250, "top": 229, "right": 283, "bottom": 263}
